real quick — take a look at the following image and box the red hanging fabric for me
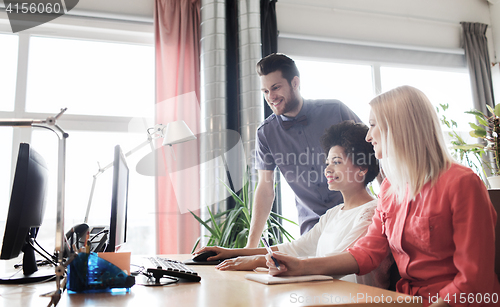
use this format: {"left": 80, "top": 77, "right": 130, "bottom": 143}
{"left": 154, "top": 0, "right": 200, "bottom": 254}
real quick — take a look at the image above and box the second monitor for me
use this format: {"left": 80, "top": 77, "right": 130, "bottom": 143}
{"left": 105, "top": 145, "right": 129, "bottom": 252}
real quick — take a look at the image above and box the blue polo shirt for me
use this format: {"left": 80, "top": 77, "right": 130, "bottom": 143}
{"left": 255, "top": 99, "right": 361, "bottom": 234}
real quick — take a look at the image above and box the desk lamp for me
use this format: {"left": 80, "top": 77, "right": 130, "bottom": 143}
{"left": 84, "top": 120, "right": 196, "bottom": 224}
{"left": 162, "top": 120, "right": 197, "bottom": 160}
{"left": 0, "top": 108, "right": 68, "bottom": 305}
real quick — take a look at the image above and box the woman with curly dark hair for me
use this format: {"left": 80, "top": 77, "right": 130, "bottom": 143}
{"left": 195, "top": 120, "right": 392, "bottom": 288}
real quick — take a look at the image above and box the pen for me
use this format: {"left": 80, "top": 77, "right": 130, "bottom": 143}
{"left": 260, "top": 237, "right": 281, "bottom": 271}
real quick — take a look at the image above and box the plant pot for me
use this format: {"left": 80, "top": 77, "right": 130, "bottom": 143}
{"left": 488, "top": 176, "right": 500, "bottom": 190}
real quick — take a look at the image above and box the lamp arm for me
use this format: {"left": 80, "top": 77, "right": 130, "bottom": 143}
{"left": 84, "top": 175, "right": 98, "bottom": 224}
{"left": 124, "top": 138, "right": 154, "bottom": 158}
{"left": 0, "top": 119, "right": 45, "bottom": 126}
{"left": 84, "top": 128, "right": 161, "bottom": 225}
{"left": 0, "top": 108, "right": 67, "bottom": 127}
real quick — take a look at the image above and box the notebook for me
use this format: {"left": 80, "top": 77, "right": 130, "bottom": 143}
{"left": 245, "top": 273, "right": 333, "bottom": 285}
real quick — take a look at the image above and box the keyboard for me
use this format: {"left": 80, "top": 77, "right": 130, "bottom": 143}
{"left": 145, "top": 257, "right": 201, "bottom": 282}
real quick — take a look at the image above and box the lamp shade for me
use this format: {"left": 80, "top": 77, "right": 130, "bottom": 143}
{"left": 162, "top": 120, "right": 197, "bottom": 146}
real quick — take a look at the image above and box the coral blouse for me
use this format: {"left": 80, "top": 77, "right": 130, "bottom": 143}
{"left": 348, "top": 163, "right": 500, "bottom": 307}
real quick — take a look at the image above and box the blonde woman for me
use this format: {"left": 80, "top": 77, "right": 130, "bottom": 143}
{"left": 265, "top": 86, "right": 500, "bottom": 307}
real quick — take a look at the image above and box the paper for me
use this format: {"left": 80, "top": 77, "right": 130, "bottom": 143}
{"left": 245, "top": 273, "right": 333, "bottom": 285}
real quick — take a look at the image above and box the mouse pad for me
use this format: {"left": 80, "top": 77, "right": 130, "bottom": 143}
{"left": 183, "top": 259, "right": 223, "bottom": 265}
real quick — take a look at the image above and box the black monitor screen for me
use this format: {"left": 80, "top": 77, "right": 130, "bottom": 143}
{"left": 105, "top": 145, "right": 129, "bottom": 252}
{"left": 0, "top": 143, "right": 54, "bottom": 284}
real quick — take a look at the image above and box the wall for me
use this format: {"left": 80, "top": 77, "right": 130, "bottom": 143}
{"left": 277, "top": 0, "right": 494, "bottom": 57}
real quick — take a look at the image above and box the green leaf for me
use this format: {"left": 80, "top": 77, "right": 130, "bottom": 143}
{"left": 487, "top": 104, "right": 495, "bottom": 116}
{"left": 241, "top": 206, "right": 252, "bottom": 227}
{"left": 465, "top": 109, "right": 486, "bottom": 118}
{"left": 191, "top": 237, "right": 201, "bottom": 253}
{"left": 495, "top": 104, "right": 500, "bottom": 118}
{"left": 476, "top": 115, "right": 489, "bottom": 127}
{"left": 470, "top": 130, "right": 487, "bottom": 138}
{"left": 219, "top": 179, "right": 244, "bottom": 206}
{"left": 452, "top": 144, "right": 484, "bottom": 150}
{"left": 469, "top": 123, "right": 482, "bottom": 131}
{"left": 221, "top": 222, "right": 237, "bottom": 247}
{"left": 189, "top": 210, "right": 216, "bottom": 236}
{"left": 207, "top": 206, "right": 222, "bottom": 239}
{"left": 270, "top": 212, "right": 298, "bottom": 225}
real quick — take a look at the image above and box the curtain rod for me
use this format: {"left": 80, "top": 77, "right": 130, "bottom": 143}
{"left": 279, "top": 32, "right": 465, "bottom": 55}
{"left": 278, "top": 3, "right": 470, "bottom": 28}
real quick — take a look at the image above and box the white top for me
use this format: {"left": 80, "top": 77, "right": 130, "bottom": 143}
{"left": 277, "top": 199, "right": 391, "bottom": 289}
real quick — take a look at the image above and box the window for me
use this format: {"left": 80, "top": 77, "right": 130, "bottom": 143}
{"left": 279, "top": 58, "right": 474, "bottom": 239}
{"left": 380, "top": 66, "right": 473, "bottom": 131}
{"left": 26, "top": 36, "right": 154, "bottom": 117}
{"left": 0, "top": 33, "right": 18, "bottom": 112}
{"left": 0, "top": 129, "right": 13, "bottom": 241}
{"left": 0, "top": 27, "right": 155, "bottom": 255}
{"left": 296, "top": 59, "right": 374, "bottom": 123}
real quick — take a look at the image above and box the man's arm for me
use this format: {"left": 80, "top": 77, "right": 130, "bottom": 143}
{"left": 246, "top": 170, "right": 275, "bottom": 248}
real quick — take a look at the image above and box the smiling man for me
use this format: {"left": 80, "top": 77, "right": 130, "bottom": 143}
{"left": 246, "top": 53, "right": 362, "bottom": 248}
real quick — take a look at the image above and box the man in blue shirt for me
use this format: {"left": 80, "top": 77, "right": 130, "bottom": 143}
{"left": 246, "top": 53, "right": 361, "bottom": 248}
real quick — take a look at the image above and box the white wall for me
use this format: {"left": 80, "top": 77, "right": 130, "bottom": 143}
{"left": 277, "top": 0, "right": 494, "bottom": 58}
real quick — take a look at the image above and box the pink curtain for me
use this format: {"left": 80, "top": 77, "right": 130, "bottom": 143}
{"left": 155, "top": 0, "right": 201, "bottom": 254}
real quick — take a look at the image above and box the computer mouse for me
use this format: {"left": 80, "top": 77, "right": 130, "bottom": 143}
{"left": 192, "top": 250, "right": 218, "bottom": 262}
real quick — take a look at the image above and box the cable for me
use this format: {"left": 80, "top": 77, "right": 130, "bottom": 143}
{"left": 130, "top": 264, "right": 145, "bottom": 276}
{"left": 130, "top": 264, "right": 179, "bottom": 286}
{"left": 89, "top": 229, "right": 109, "bottom": 242}
{"left": 34, "top": 239, "right": 58, "bottom": 262}
{"left": 28, "top": 239, "right": 58, "bottom": 266}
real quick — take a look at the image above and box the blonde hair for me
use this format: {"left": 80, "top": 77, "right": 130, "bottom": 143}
{"left": 370, "top": 85, "right": 453, "bottom": 201}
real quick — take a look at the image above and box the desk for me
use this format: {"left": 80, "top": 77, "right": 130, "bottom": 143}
{"left": 1, "top": 255, "right": 423, "bottom": 307}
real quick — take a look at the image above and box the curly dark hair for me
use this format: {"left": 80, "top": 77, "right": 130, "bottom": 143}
{"left": 320, "top": 120, "right": 379, "bottom": 186}
{"left": 256, "top": 53, "right": 300, "bottom": 84}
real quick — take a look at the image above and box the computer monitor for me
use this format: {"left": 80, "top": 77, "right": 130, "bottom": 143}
{"left": 105, "top": 145, "right": 129, "bottom": 252}
{"left": 0, "top": 143, "right": 55, "bottom": 284}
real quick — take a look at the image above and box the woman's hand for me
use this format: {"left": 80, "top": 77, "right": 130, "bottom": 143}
{"left": 193, "top": 246, "right": 237, "bottom": 261}
{"left": 265, "top": 252, "right": 304, "bottom": 276}
{"left": 215, "top": 255, "right": 266, "bottom": 271}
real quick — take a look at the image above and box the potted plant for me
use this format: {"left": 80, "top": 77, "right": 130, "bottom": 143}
{"left": 190, "top": 172, "right": 297, "bottom": 252}
{"left": 437, "top": 104, "right": 486, "bottom": 183}
{"left": 457, "top": 104, "right": 500, "bottom": 189}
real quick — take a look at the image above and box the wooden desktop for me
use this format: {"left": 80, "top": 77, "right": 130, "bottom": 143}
{"left": 0, "top": 255, "right": 423, "bottom": 307}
